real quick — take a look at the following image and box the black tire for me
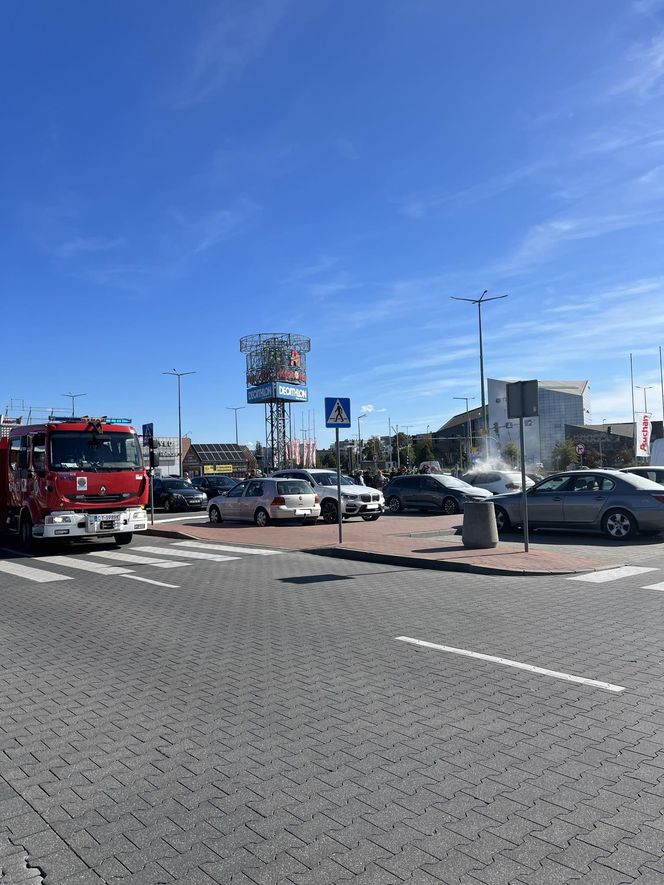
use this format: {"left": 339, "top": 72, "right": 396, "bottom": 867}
{"left": 254, "top": 507, "right": 271, "bottom": 527}
{"left": 387, "top": 496, "right": 403, "bottom": 513}
{"left": 321, "top": 500, "right": 339, "bottom": 523}
{"left": 442, "top": 496, "right": 459, "bottom": 516}
{"left": 19, "top": 513, "right": 33, "bottom": 550}
{"left": 209, "top": 505, "right": 222, "bottom": 524}
{"left": 361, "top": 514, "right": 381, "bottom": 521}
{"left": 303, "top": 517, "right": 318, "bottom": 525}
{"left": 163, "top": 498, "right": 172, "bottom": 513}
{"left": 494, "top": 507, "right": 511, "bottom": 533}
{"left": 114, "top": 533, "right": 132, "bottom": 546}
{"left": 602, "top": 509, "right": 636, "bottom": 540}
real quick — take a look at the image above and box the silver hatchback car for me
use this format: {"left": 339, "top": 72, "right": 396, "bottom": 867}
{"left": 492, "top": 469, "right": 664, "bottom": 539}
{"left": 207, "top": 477, "right": 321, "bottom": 527}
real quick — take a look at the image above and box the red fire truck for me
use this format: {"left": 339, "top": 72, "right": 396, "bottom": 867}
{"left": 0, "top": 416, "right": 149, "bottom": 547}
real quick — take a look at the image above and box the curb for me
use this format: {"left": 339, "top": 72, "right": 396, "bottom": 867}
{"left": 147, "top": 524, "right": 594, "bottom": 577}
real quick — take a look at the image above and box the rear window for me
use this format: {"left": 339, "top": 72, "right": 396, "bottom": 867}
{"left": 277, "top": 480, "right": 313, "bottom": 495}
{"left": 621, "top": 473, "right": 664, "bottom": 490}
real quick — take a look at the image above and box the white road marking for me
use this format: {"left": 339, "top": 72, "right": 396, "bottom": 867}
{"left": 568, "top": 566, "right": 659, "bottom": 583}
{"left": 151, "top": 514, "right": 210, "bottom": 524}
{"left": 173, "top": 540, "right": 282, "bottom": 556}
{"left": 641, "top": 582, "right": 664, "bottom": 591}
{"left": 87, "top": 550, "right": 190, "bottom": 568}
{"left": 32, "top": 555, "right": 132, "bottom": 576}
{"left": 135, "top": 546, "right": 240, "bottom": 563}
{"left": 124, "top": 575, "right": 180, "bottom": 588}
{"left": 0, "top": 561, "right": 72, "bottom": 583}
{"left": 395, "top": 636, "right": 625, "bottom": 693}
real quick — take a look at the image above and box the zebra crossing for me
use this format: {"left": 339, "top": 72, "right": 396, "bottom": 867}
{"left": 0, "top": 539, "right": 283, "bottom": 587}
{"left": 567, "top": 565, "right": 663, "bottom": 590}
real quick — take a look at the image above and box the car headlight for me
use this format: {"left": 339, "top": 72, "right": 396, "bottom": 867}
{"left": 45, "top": 515, "right": 72, "bottom": 524}
{"left": 341, "top": 494, "right": 359, "bottom": 500}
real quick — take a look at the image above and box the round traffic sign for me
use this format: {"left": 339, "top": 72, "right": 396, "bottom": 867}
{"left": 575, "top": 443, "right": 585, "bottom": 455}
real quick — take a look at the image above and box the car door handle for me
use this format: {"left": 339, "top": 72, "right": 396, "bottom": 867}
{"left": 552, "top": 496, "right": 562, "bottom": 501}
{"left": 594, "top": 496, "right": 605, "bottom": 501}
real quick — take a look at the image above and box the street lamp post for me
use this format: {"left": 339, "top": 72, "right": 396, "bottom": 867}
{"left": 403, "top": 425, "right": 412, "bottom": 468}
{"left": 453, "top": 396, "right": 475, "bottom": 469}
{"left": 61, "top": 392, "right": 86, "bottom": 416}
{"left": 226, "top": 406, "right": 245, "bottom": 445}
{"left": 162, "top": 369, "right": 196, "bottom": 477}
{"left": 357, "top": 413, "right": 366, "bottom": 472}
{"left": 451, "top": 290, "right": 508, "bottom": 459}
{"left": 636, "top": 385, "right": 654, "bottom": 413}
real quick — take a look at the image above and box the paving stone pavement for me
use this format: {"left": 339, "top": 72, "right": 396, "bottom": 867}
{"left": 1, "top": 539, "right": 664, "bottom": 883}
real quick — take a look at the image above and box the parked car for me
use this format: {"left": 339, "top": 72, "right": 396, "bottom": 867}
{"left": 492, "top": 469, "right": 664, "bottom": 539}
{"left": 207, "top": 477, "right": 321, "bottom": 526}
{"left": 190, "top": 475, "right": 238, "bottom": 498}
{"left": 620, "top": 466, "right": 664, "bottom": 485}
{"left": 384, "top": 473, "right": 492, "bottom": 515}
{"left": 151, "top": 477, "right": 207, "bottom": 512}
{"left": 270, "top": 468, "right": 384, "bottom": 523}
{"left": 461, "top": 469, "right": 535, "bottom": 495}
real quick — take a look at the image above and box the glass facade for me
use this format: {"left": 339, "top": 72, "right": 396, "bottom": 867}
{"left": 488, "top": 378, "right": 588, "bottom": 467}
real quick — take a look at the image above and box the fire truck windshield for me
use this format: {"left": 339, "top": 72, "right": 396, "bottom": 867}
{"left": 50, "top": 432, "right": 143, "bottom": 472}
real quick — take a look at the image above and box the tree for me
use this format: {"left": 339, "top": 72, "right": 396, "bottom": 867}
{"left": 502, "top": 441, "right": 519, "bottom": 467}
{"left": 319, "top": 449, "right": 336, "bottom": 468}
{"left": 391, "top": 432, "right": 410, "bottom": 464}
{"left": 363, "top": 435, "right": 383, "bottom": 462}
{"left": 551, "top": 438, "right": 578, "bottom": 470}
{"left": 414, "top": 434, "right": 434, "bottom": 465}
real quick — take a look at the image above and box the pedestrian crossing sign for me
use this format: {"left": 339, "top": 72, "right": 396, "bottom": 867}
{"left": 325, "top": 397, "right": 351, "bottom": 428}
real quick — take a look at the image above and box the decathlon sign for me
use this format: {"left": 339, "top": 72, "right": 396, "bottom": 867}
{"left": 247, "top": 383, "right": 309, "bottom": 403}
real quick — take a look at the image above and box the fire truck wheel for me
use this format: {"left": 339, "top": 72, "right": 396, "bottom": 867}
{"left": 114, "top": 533, "right": 133, "bottom": 546}
{"left": 19, "top": 513, "right": 33, "bottom": 549}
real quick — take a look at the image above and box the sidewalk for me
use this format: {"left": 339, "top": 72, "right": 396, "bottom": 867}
{"left": 146, "top": 512, "right": 663, "bottom": 575}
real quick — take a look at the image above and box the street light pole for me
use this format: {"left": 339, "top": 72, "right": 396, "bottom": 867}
{"left": 226, "top": 406, "right": 245, "bottom": 445}
{"left": 357, "top": 413, "right": 366, "bottom": 472}
{"left": 636, "top": 385, "right": 654, "bottom": 413}
{"left": 162, "top": 369, "right": 196, "bottom": 477}
{"left": 61, "top": 392, "right": 86, "bottom": 416}
{"left": 454, "top": 396, "right": 475, "bottom": 469}
{"left": 451, "top": 290, "right": 508, "bottom": 459}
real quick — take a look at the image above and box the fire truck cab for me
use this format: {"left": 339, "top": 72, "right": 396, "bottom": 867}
{"left": 0, "top": 416, "right": 149, "bottom": 547}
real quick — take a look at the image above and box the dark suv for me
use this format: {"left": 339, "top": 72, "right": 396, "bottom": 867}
{"left": 383, "top": 473, "right": 492, "bottom": 515}
{"left": 190, "top": 475, "right": 238, "bottom": 498}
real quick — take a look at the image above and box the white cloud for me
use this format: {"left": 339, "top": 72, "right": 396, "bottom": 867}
{"left": 175, "top": 0, "right": 291, "bottom": 107}
{"left": 51, "top": 236, "right": 125, "bottom": 260}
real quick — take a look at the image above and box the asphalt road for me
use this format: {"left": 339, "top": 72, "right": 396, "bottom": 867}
{"left": 1, "top": 537, "right": 664, "bottom": 884}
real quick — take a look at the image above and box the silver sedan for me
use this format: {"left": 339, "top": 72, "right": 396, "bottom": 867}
{"left": 492, "top": 469, "right": 664, "bottom": 539}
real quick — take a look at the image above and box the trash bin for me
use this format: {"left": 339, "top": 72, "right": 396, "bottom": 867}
{"left": 462, "top": 500, "right": 499, "bottom": 549}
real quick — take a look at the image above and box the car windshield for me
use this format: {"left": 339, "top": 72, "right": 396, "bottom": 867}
{"left": 433, "top": 475, "right": 471, "bottom": 489}
{"left": 162, "top": 479, "right": 194, "bottom": 490}
{"left": 311, "top": 473, "right": 354, "bottom": 486}
{"left": 51, "top": 432, "right": 143, "bottom": 471}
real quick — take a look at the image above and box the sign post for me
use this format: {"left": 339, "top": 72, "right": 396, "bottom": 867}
{"left": 506, "top": 381, "right": 539, "bottom": 553}
{"left": 142, "top": 423, "right": 155, "bottom": 526}
{"left": 325, "top": 397, "right": 351, "bottom": 544}
{"left": 575, "top": 442, "right": 585, "bottom": 467}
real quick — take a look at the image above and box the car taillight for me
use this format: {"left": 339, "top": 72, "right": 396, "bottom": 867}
{"left": 271, "top": 496, "right": 286, "bottom": 505}
{"left": 315, "top": 495, "right": 320, "bottom": 504}
{"left": 505, "top": 483, "right": 520, "bottom": 490}
{"left": 652, "top": 494, "right": 664, "bottom": 505}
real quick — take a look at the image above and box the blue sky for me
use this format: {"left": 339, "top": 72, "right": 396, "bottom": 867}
{"left": 3, "top": 0, "right": 664, "bottom": 448}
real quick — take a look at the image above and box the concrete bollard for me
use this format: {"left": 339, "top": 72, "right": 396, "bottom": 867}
{"left": 462, "top": 500, "right": 499, "bottom": 549}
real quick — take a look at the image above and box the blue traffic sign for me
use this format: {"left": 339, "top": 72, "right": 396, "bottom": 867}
{"left": 325, "top": 397, "right": 351, "bottom": 428}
